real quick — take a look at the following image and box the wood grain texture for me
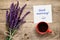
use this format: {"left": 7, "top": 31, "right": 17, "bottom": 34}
{"left": 0, "top": 0, "right": 60, "bottom": 40}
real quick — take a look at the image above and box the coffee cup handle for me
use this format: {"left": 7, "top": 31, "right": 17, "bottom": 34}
{"left": 47, "top": 29, "right": 52, "bottom": 33}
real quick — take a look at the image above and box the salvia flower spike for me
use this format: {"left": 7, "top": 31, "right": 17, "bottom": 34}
{"left": 6, "top": 1, "right": 30, "bottom": 40}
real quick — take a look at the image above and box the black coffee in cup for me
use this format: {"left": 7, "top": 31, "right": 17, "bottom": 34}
{"left": 37, "top": 22, "right": 48, "bottom": 32}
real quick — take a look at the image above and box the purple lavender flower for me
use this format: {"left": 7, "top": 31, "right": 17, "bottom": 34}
{"left": 6, "top": 1, "right": 30, "bottom": 29}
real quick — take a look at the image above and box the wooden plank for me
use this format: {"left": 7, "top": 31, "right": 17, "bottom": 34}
{"left": 0, "top": 0, "right": 60, "bottom": 40}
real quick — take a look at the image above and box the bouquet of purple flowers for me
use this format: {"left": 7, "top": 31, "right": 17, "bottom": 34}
{"left": 6, "top": 1, "right": 30, "bottom": 40}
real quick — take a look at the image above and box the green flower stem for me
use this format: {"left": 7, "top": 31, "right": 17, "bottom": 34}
{"left": 6, "top": 30, "right": 12, "bottom": 40}
{"left": 6, "top": 36, "right": 11, "bottom": 40}
{"left": 6, "top": 29, "right": 17, "bottom": 40}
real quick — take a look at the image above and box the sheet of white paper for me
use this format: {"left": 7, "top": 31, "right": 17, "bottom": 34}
{"left": 33, "top": 5, "right": 52, "bottom": 23}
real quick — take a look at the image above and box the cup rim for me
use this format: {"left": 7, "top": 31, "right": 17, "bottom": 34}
{"left": 36, "top": 22, "right": 49, "bottom": 34}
